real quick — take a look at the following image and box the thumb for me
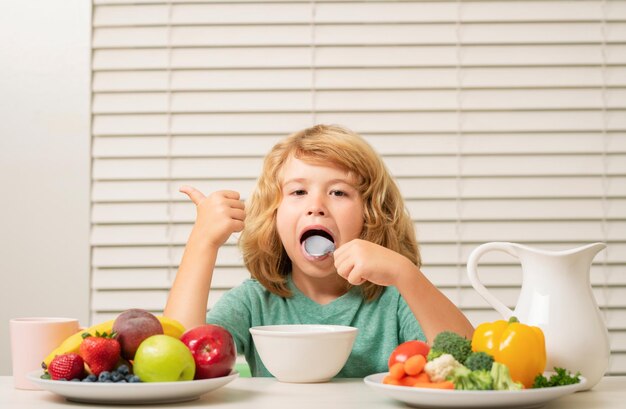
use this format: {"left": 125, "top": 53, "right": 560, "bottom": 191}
{"left": 179, "top": 185, "right": 206, "bottom": 205}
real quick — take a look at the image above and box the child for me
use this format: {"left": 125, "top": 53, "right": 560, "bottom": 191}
{"left": 164, "top": 124, "right": 473, "bottom": 377}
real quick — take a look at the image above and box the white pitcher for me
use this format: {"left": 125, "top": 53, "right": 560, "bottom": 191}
{"left": 467, "top": 242, "right": 610, "bottom": 390}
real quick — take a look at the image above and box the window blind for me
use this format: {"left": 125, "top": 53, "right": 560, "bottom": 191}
{"left": 91, "top": 0, "right": 626, "bottom": 374}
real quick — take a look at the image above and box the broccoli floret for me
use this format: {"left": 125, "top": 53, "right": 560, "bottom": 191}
{"left": 426, "top": 349, "right": 445, "bottom": 362}
{"left": 491, "top": 362, "right": 523, "bottom": 390}
{"left": 447, "top": 366, "right": 493, "bottom": 390}
{"left": 532, "top": 367, "right": 581, "bottom": 388}
{"left": 470, "top": 369, "right": 494, "bottom": 388}
{"left": 465, "top": 351, "right": 494, "bottom": 372}
{"left": 431, "top": 331, "right": 472, "bottom": 364}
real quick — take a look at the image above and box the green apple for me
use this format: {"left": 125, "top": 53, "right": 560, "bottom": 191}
{"left": 133, "top": 335, "right": 195, "bottom": 382}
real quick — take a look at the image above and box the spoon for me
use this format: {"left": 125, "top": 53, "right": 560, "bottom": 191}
{"left": 303, "top": 235, "right": 336, "bottom": 257}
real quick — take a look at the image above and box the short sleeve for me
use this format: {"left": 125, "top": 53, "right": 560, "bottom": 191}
{"left": 397, "top": 294, "right": 427, "bottom": 343}
{"left": 205, "top": 283, "right": 253, "bottom": 356}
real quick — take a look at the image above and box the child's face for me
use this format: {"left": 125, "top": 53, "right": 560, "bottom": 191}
{"left": 276, "top": 156, "right": 364, "bottom": 279}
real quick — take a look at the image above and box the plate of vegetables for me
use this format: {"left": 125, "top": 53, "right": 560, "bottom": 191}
{"left": 364, "top": 319, "right": 585, "bottom": 408}
{"left": 364, "top": 371, "right": 586, "bottom": 409}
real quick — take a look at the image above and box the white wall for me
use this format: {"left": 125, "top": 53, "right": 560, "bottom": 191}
{"left": 0, "top": 0, "right": 91, "bottom": 375}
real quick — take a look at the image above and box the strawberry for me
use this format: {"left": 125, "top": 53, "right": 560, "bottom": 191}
{"left": 48, "top": 353, "right": 85, "bottom": 380}
{"left": 79, "top": 331, "right": 121, "bottom": 376}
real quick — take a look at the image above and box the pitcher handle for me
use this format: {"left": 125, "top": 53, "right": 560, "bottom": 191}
{"left": 467, "top": 242, "right": 516, "bottom": 320}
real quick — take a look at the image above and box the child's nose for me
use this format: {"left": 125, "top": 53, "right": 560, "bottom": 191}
{"left": 306, "top": 195, "right": 327, "bottom": 216}
{"left": 307, "top": 207, "right": 326, "bottom": 216}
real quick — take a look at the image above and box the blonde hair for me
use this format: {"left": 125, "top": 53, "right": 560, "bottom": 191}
{"left": 239, "top": 124, "right": 420, "bottom": 301}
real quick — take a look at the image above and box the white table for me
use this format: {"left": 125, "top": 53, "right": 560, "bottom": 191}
{"left": 1, "top": 376, "right": 625, "bottom": 408}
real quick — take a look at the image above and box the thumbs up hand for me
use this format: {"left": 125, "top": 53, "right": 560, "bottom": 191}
{"left": 179, "top": 185, "right": 245, "bottom": 248}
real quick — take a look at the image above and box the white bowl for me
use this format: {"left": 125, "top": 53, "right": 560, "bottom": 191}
{"left": 249, "top": 324, "right": 358, "bottom": 383}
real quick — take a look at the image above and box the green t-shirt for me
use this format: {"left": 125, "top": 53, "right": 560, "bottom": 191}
{"left": 206, "top": 276, "right": 425, "bottom": 378}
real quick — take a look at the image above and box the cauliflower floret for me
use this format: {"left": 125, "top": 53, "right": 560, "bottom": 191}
{"left": 424, "top": 353, "right": 463, "bottom": 382}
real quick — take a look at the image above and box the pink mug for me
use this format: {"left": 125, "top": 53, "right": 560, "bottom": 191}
{"left": 10, "top": 317, "right": 80, "bottom": 389}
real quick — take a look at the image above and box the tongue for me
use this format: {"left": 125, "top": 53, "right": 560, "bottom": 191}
{"left": 303, "top": 235, "right": 336, "bottom": 257}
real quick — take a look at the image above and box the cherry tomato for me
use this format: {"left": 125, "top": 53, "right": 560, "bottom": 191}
{"left": 388, "top": 340, "right": 430, "bottom": 369}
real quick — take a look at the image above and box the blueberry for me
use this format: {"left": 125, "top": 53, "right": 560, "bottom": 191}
{"left": 86, "top": 374, "right": 97, "bottom": 382}
{"left": 71, "top": 378, "right": 81, "bottom": 382}
{"left": 111, "top": 372, "right": 123, "bottom": 382}
{"left": 81, "top": 377, "right": 94, "bottom": 382}
{"left": 117, "top": 365, "right": 130, "bottom": 375}
{"left": 125, "top": 374, "right": 134, "bottom": 382}
{"left": 59, "top": 378, "right": 68, "bottom": 382}
{"left": 98, "top": 371, "right": 111, "bottom": 382}
{"left": 118, "top": 379, "right": 127, "bottom": 383}
{"left": 128, "top": 375, "right": 141, "bottom": 383}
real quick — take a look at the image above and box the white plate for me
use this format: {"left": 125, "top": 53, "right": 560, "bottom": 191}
{"left": 27, "top": 370, "right": 238, "bottom": 404}
{"left": 364, "top": 372, "right": 586, "bottom": 409}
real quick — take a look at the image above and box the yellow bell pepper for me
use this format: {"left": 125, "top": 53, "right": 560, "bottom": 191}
{"left": 472, "top": 317, "right": 546, "bottom": 388}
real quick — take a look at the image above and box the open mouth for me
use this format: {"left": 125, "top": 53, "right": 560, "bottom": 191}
{"left": 300, "top": 228, "right": 335, "bottom": 245}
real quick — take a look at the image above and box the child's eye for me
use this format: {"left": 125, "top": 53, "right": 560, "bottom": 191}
{"left": 292, "top": 189, "right": 306, "bottom": 196}
{"left": 330, "top": 190, "right": 347, "bottom": 197}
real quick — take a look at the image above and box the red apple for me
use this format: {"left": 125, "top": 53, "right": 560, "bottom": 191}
{"left": 180, "top": 324, "right": 236, "bottom": 379}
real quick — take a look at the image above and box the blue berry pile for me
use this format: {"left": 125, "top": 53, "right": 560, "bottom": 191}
{"left": 90, "top": 365, "right": 141, "bottom": 383}
{"left": 53, "top": 364, "right": 142, "bottom": 383}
